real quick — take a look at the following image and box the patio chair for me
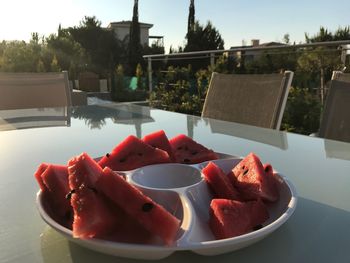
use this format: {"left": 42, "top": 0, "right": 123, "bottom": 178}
{"left": 201, "top": 71, "right": 294, "bottom": 129}
{"left": 331, "top": 71, "right": 350, "bottom": 83}
{"left": 318, "top": 80, "right": 350, "bottom": 143}
{"left": 0, "top": 71, "right": 72, "bottom": 110}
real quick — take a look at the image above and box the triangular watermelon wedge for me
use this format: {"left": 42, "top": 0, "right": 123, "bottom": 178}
{"left": 142, "top": 130, "right": 176, "bottom": 162}
{"left": 98, "top": 135, "right": 171, "bottom": 171}
{"left": 70, "top": 185, "right": 118, "bottom": 239}
{"left": 35, "top": 163, "right": 72, "bottom": 227}
{"left": 263, "top": 163, "right": 280, "bottom": 199}
{"left": 41, "top": 164, "right": 71, "bottom": 218}
{"left": 231, "top": 153, "right": 278, "bottom": 202}
{"left": 96, "top": 167, "right": 180, "bottom": 245}
{"left": 68, "top": 153, "right": 153, "bottom": 242}
{"left": 169, "top": 134, "right": 218, "bottom": 164}
{"left": 68, "top": 152, "right": 103, "bottom": 190}
{"left": 202, "top": 161, "right": 241, "bottom": 200}
{"left": 209, "top": 198, "right": 269, "bottom": 239}
{"left": 34, "top": 163, "right": 49, "bottom": 192}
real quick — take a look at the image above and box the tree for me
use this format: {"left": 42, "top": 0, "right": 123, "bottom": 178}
{"left": 46, "top": 25, "right": 87, "bottom": 76}
{"left": 0, "top": 39, "right": 41, "bottom": 72}
{"left": 283, "top": 33, "right": 290, "bottom": 44}
{"left": 298, "top": 26, "right": 349, "bottom": 104}
{"left": 183, "top": 21, "right": 224, "bottom": 71}
{"left": 185, "top": 21, "right": 224, "bottom": 52}
{"left": 68, "top": 16, "right": 122, "bottom": 76}
{"left": 187, "top": 0, "right": 195, "bottom": 36}
{"left": 128, "top": 0, "right": 142, "bottom": 75}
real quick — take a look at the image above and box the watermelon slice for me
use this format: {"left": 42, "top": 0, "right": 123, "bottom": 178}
{"left": 202, "top": 161, "right": 241, "bottom": 200}
{"left": 169, "top": 134, "right": 218, "bottom": 164}
{"left": 142, "top": 130, "right": 176, "bottom": 162}
{"left": 96, "top": 167, "right": 181, "bottom": 245}
{"left": 263, "top": 163, "right": 279, "bottom": 199}
{"left": 70, "top": 188, "right": 153, "bottom": 243}
{"left": 70, "top": 185, "right": 118, "bottom": 239}
{"left": 34, "top": 163, "right": 72, "bottom": 227}
{"left": 209, "top": 198, "right": 269, "bottom": 239}
{"left": 98, "top": 135, "right": 171, "bottom": 171}
{"left": 231, "top": 153, "right": 278, "bottom": 202}
{"left": 34, "top": 163, "right": 49, "bottom": 192}
{"left": 41, "top": 164, "right": 71, "bottom": 219}
{"left": 68, "top": 153, "right": 114, "bottom": 238}
{"left": 68, "top": 152, "right": 103, "bottom": 190}
{"left": 68, "top": 153, "right": 153, "bottom": 242}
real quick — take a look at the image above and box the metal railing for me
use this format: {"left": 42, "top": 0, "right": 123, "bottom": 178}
{"left": 143, "top": 40, "right": 350, "bottom": 92}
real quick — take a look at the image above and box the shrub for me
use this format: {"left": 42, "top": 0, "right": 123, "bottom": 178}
{"left": 281, "top": 87, "right": 322, "bottom": 134}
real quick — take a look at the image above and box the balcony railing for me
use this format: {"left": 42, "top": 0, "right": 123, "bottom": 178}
{"left": 143, "top": 40, "right": 350, "bottom": 92}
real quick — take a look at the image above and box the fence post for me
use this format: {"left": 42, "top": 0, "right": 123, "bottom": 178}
{"left": 210, "top": 53, "right": 215, "bottom": 68}
{"left": 147, "top": 57, "right": 153, "bottom": 92}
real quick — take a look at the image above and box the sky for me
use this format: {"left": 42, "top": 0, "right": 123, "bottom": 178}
{"left": 1, "top": 0, "right": 350, "bottom": 52}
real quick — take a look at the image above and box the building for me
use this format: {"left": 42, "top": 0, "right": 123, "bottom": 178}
{"left": 229, "top": 39, "right": 288, "bottom": 65}
{"left": 107, "top": 21, "right": 163, "bottom": 47}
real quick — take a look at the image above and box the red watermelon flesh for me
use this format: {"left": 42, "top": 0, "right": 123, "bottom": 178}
{"left": 68, "top": 153, "right": 153, "bottom": 242}
{"left": 68, "top": 152, "right": 103, "bottom": 190}
{"left": 96, "top": 167, "right": 181, "bottom": 245}
{"left": 34, "top": 163, "right": 49, "bottom": 192}
{"left": 102, "top": 198, "right": 154, "bottom": 244}
{"left": 41, "top": 164, "right": 71, "bottom": 219}
{"left": 202, "top": 162, "right": 241, "bottom": 200}
{"left": 70, "top": 187, "right": 153, "bottom": 243}
{"left": 98, "top": 135, "right": 171, "bottom": 171}
{"left": 169, "top": 134, "right": 219, "bottom": 164}
{"left": 70, "top": 185, "right": 118, "bottom": 239}
{"left": 142, "top": 130, "right": 176, "bottom": 162}
{"left": 68, "top": 152, "right": 117, "bottom": 238}
{"left": 209, "top": 198, "right": 269, "bottom": 239}
{"left": 263, "top": 163, "right": 279, "bottom": 199}
{"left": 231, "top": 153, "right": 278, "bottom": 202}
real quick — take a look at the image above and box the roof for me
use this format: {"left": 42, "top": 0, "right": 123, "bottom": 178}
{"left": 108, "top": 21, "right": 153, "bottom": 28}
{"left": 229, "top": 42, "right": 287, "bottom": 50}
{"left": 258, "top": 42, "right": 286, "bottom": 47}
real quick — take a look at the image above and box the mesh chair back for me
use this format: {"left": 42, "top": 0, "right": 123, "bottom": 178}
{"left": 319, "top": 80, "right": 350, "bottom": 142}
{"left": 0, "top": 71, "right": 71, "bottom": 110}
{"left": 201, "top": 71, "right": 293, "bottom": 129}
{"left": 332, "top": 71, "right": 350, "bottom": 83}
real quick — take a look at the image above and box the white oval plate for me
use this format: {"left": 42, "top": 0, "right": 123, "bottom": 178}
{"left": 36, "top": 157, "right": 297, "bottom": 260}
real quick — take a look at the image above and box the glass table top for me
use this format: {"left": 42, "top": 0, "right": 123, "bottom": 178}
{"left": 1, "top": 103, "right": 350, "bottom": 263}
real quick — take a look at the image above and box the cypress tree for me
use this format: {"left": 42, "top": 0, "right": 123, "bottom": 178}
{"left": 187, "top": 0, "right": 195, "bottom": 35}
{"left": 129, "top": 0, "right": 142, "bottom": 75}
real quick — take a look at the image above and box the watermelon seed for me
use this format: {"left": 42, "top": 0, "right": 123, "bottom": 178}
{"left": 177, "top": 147, "right": 183, "bottom": 150}
{"left": 191, "top": 151, "right": 198, "bottom": 155}
{"left": 264, "top": 166, "right": 270, "bottom": 172}
{"left": 183, "top": 158, "right": 191, "bottom": 163}
{"left": 242, "top": 165, "right": 246, "bottom": 169}
{"left": 253, "top": 224, "right": 263, "bottom": 231}
{"left": 120, "top": 157, "right": 127, "bottom": 163}
{"left": 138, "top": 153, "right": 143, "bottom": 156}
{"left": 65, "top": 189, "right": 76, "bottom": 200}
{"left": 142, "top": 202, "right": 154, "bottom": 212}
{"left": 106, "top": 153, "right": 110, "bottom": 157}
{"left": 243, "top": 169, "right": 249, "bottom": 176}
{"left": 88, "top": 186, "right": 98, "bottom": 194}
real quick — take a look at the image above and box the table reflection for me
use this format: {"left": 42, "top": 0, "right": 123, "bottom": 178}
{"left": 0, "top": 107, "right": 71, "bottom": 131}
{"left": 0, "top": 104, "right": 155, "bottom": 138}
{"left": 207, "top": 118, "right": 288, "bottom": 149}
